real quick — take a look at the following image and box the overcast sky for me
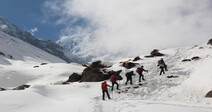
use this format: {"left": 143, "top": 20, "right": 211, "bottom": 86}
{"left": 44, "top": 0, "right": 212, "bottom": 59}
{"left": 1, "top": 0, "right": 212, "bottom": 59}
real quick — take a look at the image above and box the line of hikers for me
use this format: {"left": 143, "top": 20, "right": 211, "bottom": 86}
{"left": 101, "top": 58, "right": 168, "bottom": 100}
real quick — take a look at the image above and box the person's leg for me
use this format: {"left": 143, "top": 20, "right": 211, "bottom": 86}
{"left": 130, "top": 77, "right": 133, "bottom": 85}
{"left": 125, "top": 77, "right": 129, "bottom": 85}
{"left": 111, "top": 82, "right": 115, "bottom": 91}
{"left": 162, "top": 68, "right": 165, "bottom": 74}
{"left": 139, "top": 75, "right": 141, "bottom": 82}
{"left": 141, "top": 75, "right": 145, "bottom": 81}
{"left": 164, "top": 64, "right": 168, "bottom": 71}
{"left": 102, "top": 90, "right": 105, "bottom": 100}
{"left": 106, "top": 90, "right": 110, "bottom": 99}
{"left": 160, "top": 68, "right": 162, "bottom": 75}
{"left": 115, "top": 81, "right": 119, "bottom": 90}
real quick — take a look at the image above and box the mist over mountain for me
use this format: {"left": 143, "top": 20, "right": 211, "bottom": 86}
{"left": 46, "top": 0, "right": 212, "bottom": 62}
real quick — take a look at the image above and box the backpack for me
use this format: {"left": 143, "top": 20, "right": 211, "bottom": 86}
{"left": 136, "top": 67, "right": 141, "bottom": 73}
{"left": 125, "top": 73, "right": 129, "bottom": 77}
{"left": 158, "top": 60, "right": 163, "bottom": 64}
{"left": 110, "top": 75, "right": 117, "bottom": 82}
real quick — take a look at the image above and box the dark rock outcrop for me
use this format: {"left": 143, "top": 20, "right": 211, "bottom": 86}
{"left": 0, "top": 51, "right": 5, "bottom": 56}
{"left": 206, "top": 90, "right": 212, "bottom": 98}
{"left": 122, "top": 62, "right": 137, "bottom": 69}
{"left": 61, "top": 81, "right": 70, "bottom": 85}
{"left": 133, "top": 56, "right": 141, "bottom": 61}
{"left": 33, "top": 66, "right": 39, "bottom": 68}
{"left": 13, "top": 84, "right": 30, "bottom": 90}
{"left": 167, "top": 75, "right": 179, "bottom": 78}
{"left": 0, "top": 87, "right": 6, "bottom": 91}
{"left": 207, "top": 39, "right": 212, "bottom": 45}
{"left": 67, "top": 73, "right": 82, "bottom": 82}
{"left": 191, "top": 56, "right": 200, "bottom": 60}
{"left": 145, "top": 49, "right": 164, "bottom": 58}
{"left": 182, "top": 59, "right": 191, "bottom": 62}
{"left": 41, "top": 63, "right": 48, "bottom": 65}
{"left": 150, "top": 49, "right": 164, "bottom": 56}
{"left": 80, "top": 61, "right": 122, "bottom": 82}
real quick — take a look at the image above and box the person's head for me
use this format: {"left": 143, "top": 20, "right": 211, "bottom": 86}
{"left": 130, "top": 71, "right": 134, "bottom": 73}
{"left": 141, "top": 66, "right": 144, "bottom": 68}
{"left": 161, "top": 58, "right": 163, "bottom": 60}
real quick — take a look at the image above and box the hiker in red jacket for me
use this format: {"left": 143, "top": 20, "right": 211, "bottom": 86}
{"left": 110, "top": 74, "right": 120, "bottom": 91}
{"left": 136, "top": 66, "right": 148, "bottom": 82}
{"left": 158, "top": 58, "right": 167, "bottom": 71}
{"left": 101, "top": 81, "right": 111, "bottom": 100}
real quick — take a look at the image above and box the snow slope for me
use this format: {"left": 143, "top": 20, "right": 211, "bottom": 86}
{"left": 0, "top": 40, "right": 212, "bottom": 112}
{"left": 0, "top": 31, "right": 65, "bottom": 64}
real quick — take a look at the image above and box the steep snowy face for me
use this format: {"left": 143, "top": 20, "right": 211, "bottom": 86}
{"left": 57, "top": 33, "right": 97, "bottom": 63}
{"left": 0, "top": 31, "right": 65, "bottom": 64}
{"left": 0, "top": 15, "right": 86, "bottom": 64}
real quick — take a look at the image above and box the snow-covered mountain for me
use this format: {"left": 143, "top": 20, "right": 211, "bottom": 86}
{"left": 0, "top": 15, "right": 86, "bottom": 64}
{"left": 56, "top": 33, "right": 96, "bottom": 63}
{"left": 0, "top": 38, "right": 212, "bottom": 112}
{"left": 0, "top": 31, "right": 65, "bottom": 64}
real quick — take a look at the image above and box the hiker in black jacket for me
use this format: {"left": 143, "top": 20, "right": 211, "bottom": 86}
{"left": 125, "top": 71, "right": 135, "bottom": 85}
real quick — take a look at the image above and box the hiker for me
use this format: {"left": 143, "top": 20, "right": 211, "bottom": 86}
{"left": 136, "top": 66, "right": 148, "bottom": 82}
{"left": 125, "top": 71, "right": 135, "bottom": 85}
{"left": 101, "top": 81, "right": 111, "bottom": 100}
{"left": 158, "top": 63, "right": 165, "bottom": 75}
{"left": 110, "top": 74, "right": 120, "bottom": 91}
{"left": 158, "top": 58, "right": 167, "bottom": 71}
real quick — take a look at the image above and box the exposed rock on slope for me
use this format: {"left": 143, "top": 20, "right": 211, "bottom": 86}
{"left": 80, "top": 61, "right": 122, "bottom": 82}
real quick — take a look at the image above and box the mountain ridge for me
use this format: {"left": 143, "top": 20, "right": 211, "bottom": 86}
{"left": 0, "top": 15, "right": 86, "bottom": 64}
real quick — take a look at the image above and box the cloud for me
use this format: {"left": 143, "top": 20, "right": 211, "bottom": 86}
{"left": 29, "top": 27, "right": 38, "bottom": 35}
{"left": 44, "top": 0, "right": 212, "bottom": 60}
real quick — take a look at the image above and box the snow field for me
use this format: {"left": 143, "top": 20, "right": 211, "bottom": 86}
{"left": 1, "top": 30, "right": 212, "bottom": 111}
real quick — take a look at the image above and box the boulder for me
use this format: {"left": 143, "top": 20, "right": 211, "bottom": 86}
{"left": 199, "top": 47, "right": 204, "bottom": 49}
{"left": 33, "top": 66, "right": 39, "bottom": 68}
{"left": 7, "top": 55, "right": 13, "bottom": 59}
{"left": 205, "top": 90, "right": 212, "bottom": 98}
{"left": 207, "top": 39, "right": 212, "bottom": 45}
{"left": 145, "top": 49, "right": 164, "bottom": 58}
{"left": 182, "top": 59, "right": 191, "bottom": 62}
{"left": 167, "top": 75, "right": 179, "bottom": 78}
{"left": 150, "top": 49, "right": 164, "bottom": 56}
{"left": 80, "top": 60, "right": 123, "bottom": 82}
{"left": 122, "top": 62, "right": 137, "bottom": 69}
{"left": 0, "top": 87, "right": 6, "bottom": 91}
{"left": 61, "top": 81, "right": 70, "bottom": 85}
{"left": 41, "top": 63, "right": 48, "bottom": 65}
{"left": 67, "top": 73, "right": 82, "bottom": 82}
{"left": 13, "top": 84, "right": 30, "bottom": 90}
{"left": 191, "top": 56, "right": 200, "bottom": 60}
{"left": 0, "top": 51, "right": 5, "bottom": 56}
{"left": 80, "top": 61, "right": 116, "bottom": 82}
{"left": 133, "top": 56, "right": 141, "bottom": 61}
